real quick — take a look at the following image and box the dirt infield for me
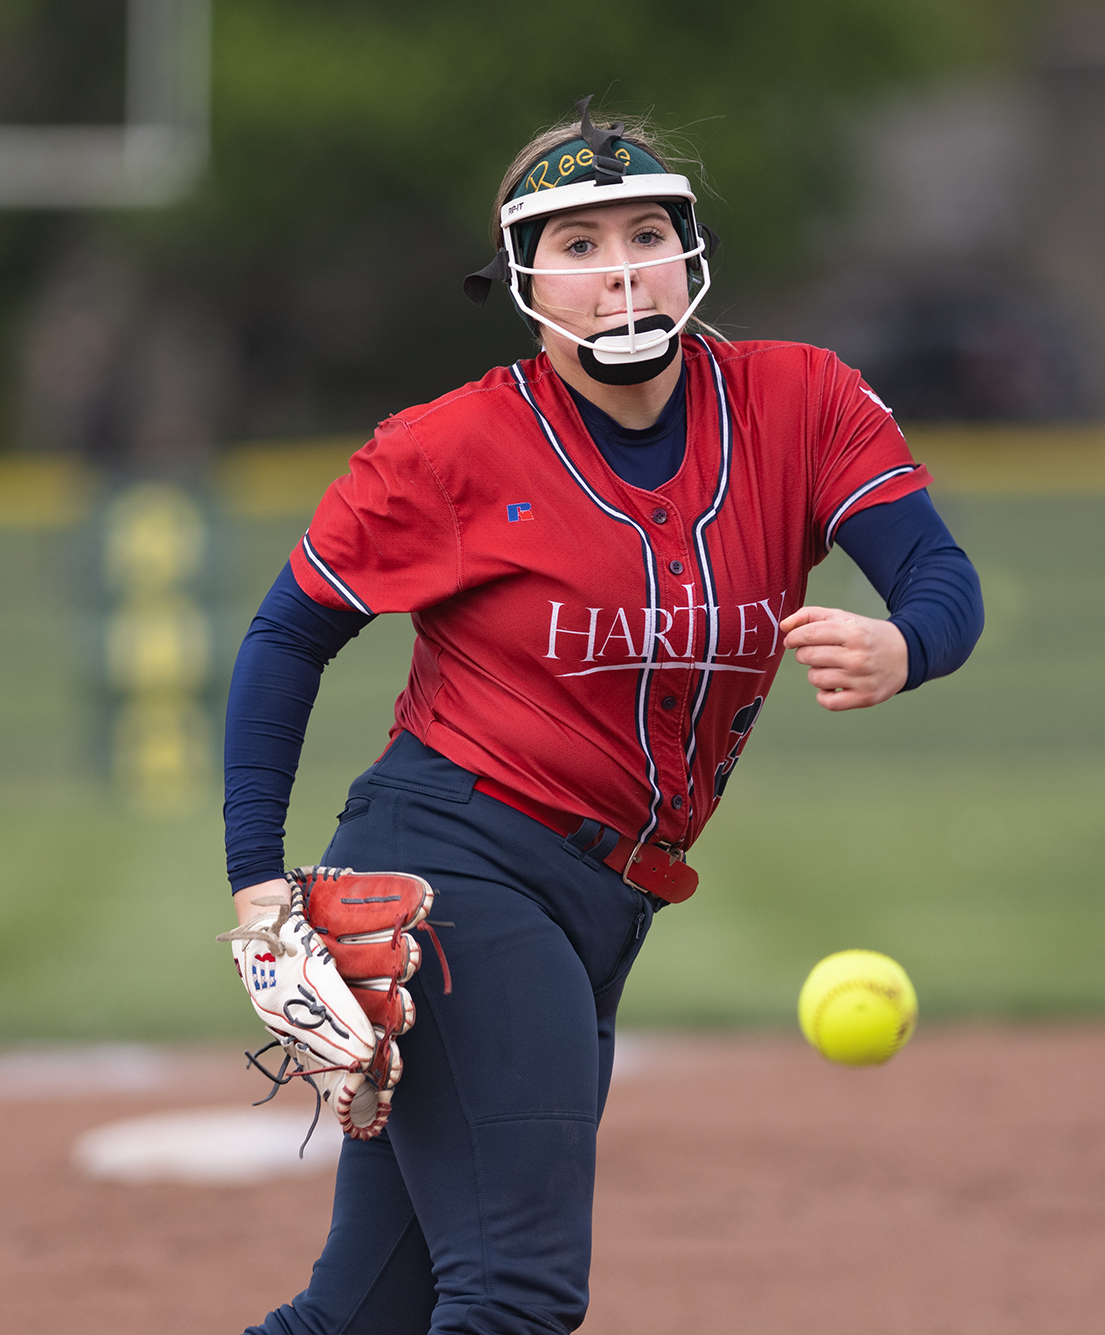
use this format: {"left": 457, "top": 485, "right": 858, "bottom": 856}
{"left": 3, "top": 1026, "right": 1105, "bottom": 1334}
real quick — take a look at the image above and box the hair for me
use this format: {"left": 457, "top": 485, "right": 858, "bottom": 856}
{"left": 490, "top": 107, "right": 724, "bottom": 343}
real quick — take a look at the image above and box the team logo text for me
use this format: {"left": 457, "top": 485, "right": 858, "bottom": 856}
{"left": 544, "top": 585, "right": 787, "bottom": 677}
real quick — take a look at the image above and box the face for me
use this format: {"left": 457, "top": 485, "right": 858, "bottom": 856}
{"left": 528, "top": 200, "right": 690, "bottom": 355}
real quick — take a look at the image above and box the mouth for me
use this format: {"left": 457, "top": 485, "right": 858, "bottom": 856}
{"left": 596, "top": 308, "right": 656, "bottom": 323}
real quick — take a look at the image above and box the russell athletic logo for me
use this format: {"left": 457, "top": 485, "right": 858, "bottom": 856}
{"left": 507, "top": 503, "right": 534, "bottom": 522}
{"left": 544, "top": 586, "right": 787, "bottom": 678}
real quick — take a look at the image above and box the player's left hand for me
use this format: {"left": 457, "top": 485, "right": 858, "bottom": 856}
{"left": 780, "top": 606, "right": 908, "bottom": 711}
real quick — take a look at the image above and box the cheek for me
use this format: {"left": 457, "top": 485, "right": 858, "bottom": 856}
{"left": 650, "top": 261, "right": 691, "bottom": 311}
{"left": 532, "top": 273, "right": 593, "bottom": 316}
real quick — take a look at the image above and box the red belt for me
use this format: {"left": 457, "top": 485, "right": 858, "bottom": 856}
{"left": 473, "top": 776, "right": 699, "bottom": 905}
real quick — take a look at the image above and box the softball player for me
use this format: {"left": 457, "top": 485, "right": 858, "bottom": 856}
{"left": 224, "top": 98, "right": 983, "bottom": 1335}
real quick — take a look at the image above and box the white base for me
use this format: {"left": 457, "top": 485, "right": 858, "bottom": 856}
{"left": 73, "top": 1107, "right": 343, "bottom": 1185}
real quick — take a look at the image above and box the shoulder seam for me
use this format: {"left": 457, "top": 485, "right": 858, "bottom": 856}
{"left": 399, "top": 374, "right": 523, "bottom": 430}
{"left": 813, "top": 350, "right": 833, "bottom": 558}
{"left": 709, "top": 341, "right": 810, "bottom": 367}
{"left": 390, "top": 417, "right": 465, "bottom": 594}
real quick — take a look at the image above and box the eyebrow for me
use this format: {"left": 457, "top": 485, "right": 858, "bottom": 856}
{"left": 545, "top": 207, "right": 670, "bottom": 236}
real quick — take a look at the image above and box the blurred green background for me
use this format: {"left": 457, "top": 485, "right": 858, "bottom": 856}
{"left": 2, "top": 0, "right": 1102, "bottom": 1041}
{"left": 1, "top": 431, "right": 1101, "bottom": 1039}
{"left": 0, "top": 0, "right": 1036, "bottom": 455}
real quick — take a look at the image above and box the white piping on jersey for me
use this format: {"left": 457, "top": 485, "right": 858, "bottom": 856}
{"left": 824, "top": 465, "right": 920, "bottom": 550}
{"left": 558, "top": 661, "right": 764, "bottom": 679}
{"left": 301, "top": 530, "right": 374, "bottom": 617}
{"left": 859, "top": 384, "right": 893, "bottom": 414}
{"left": 683, "top": 336, "right": 734, "bottom": 788}
{"left": 509, "top": 361, "right": 665, "bottom": 842}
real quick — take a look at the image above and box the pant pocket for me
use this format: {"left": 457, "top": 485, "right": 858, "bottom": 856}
{"left": 336, "top": 794, "right": 373, "bottom": 824}
{"left": 596, "top": 893, "right": 651, "bottom": 993}
{"left": 322, "top": 784, "right": 402, "bottom": 870}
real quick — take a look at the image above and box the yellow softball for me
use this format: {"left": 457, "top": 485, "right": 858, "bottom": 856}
{"left": 798, "top": 950, "right": 918, "bottom": 1066}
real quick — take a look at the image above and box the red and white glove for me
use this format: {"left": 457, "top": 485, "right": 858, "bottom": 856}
{"left": 219, "top": 865, "right": 443, "bottom": 1142}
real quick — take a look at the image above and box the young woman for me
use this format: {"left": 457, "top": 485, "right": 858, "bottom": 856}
{"left": 223, "top": 98, "right": 983, "bottom": 1335}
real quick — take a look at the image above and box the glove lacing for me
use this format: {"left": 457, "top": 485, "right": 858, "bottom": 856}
{"left": 214, "top": 896, "right": 295, "bottom": 956}
{"left": 215, "top": 894, "right": 334, "bottom": 961}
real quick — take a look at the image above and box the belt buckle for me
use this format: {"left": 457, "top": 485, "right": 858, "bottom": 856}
{"left": 621, "top": 840, "right": 647, "bottom": 889}
{"left": 621, "top": 839, "right": 684, "bottom": 890}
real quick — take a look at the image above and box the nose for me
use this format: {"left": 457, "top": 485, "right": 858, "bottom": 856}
{"left": 605, "top": 251, "right": 640, "bottom": 290}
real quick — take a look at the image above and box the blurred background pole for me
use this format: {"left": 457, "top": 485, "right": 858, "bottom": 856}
{"left": 0, "top": 0, "right": 216, "bottom": 812}
{"left": 0, "top": 0, "right": 211, "bottom": 208}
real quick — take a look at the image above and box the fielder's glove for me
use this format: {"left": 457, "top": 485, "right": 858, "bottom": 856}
{"left": 218, "top": 865, "right": 445, "bottom": 1145}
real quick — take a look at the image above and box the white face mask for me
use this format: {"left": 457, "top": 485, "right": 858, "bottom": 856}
{"left": 500, "top": 174, "right": 713, "bottom": 383}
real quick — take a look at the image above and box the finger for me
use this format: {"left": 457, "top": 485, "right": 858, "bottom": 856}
{"left": 785, "top": 621, "right": 854, "bottom": 651}
{"left": 780, "top": 605, "right": 857, "bottom": 631}
{"left": 790, "top": 623, "right": 865, "bottom": 656}
{"left": 816, "top": 686, "right": 877, "bottom": 712}
{"left": 795, "top": 646, "right": 858, "bottom": 671}
{"left": 779, "top": 605, "right": 830, "bottom": 633}
{"left": 804, "top": 666, "right": 855, "bottom": 692}
{"left": 794, "top": 643, "right": 846, "bottom": 667}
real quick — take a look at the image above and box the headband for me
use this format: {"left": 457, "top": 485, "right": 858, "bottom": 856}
{"left": 508, "top": 97, "right": 681, "bottom": 266}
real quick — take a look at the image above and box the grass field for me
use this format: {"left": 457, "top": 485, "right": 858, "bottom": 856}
{"left": 0, "top": 463, "right": 1102, "bottom": 1039}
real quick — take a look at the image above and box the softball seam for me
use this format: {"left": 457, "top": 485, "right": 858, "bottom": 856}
{"left": 808, "top": 977, "right": 914, "bottom": 1054}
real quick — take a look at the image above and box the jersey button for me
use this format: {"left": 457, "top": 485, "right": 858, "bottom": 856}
{"left": 661, "top": 695, "right": 677, "bottom": 710}
{"left": 671, "top": 795, "right": 684, "bottom": 809}
{"left": 668, "top": 559, "right": 684, "bottom": 574}
{"left": 651, "top": 508, "right": 668, "bottom": 524}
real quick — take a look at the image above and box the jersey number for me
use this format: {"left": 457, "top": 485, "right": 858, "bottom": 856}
{"left": 713, "top": 697, "right": 763, "bottom": 799}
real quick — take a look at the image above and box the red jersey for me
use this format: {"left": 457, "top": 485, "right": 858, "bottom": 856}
{"left": 290, "top": 336, "right": 931, "bottom": 850}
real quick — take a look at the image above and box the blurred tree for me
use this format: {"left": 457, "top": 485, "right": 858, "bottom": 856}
{"left": 196, "top": 0, "right": 1025, "bottom": 270}
{"left": 0, "top": 0, "right": 1031, "bottom": 462}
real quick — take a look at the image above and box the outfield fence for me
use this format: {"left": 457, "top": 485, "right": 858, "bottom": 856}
{"left": 1, "top": 427, "right": 1102, "bottom": 1036}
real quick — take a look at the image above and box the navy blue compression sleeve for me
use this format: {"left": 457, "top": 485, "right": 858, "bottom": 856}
{"left": 834, "top": 490, "right": 983, "bottom": 691}
{"left": 224, "top": 561, "right": 372, "bottom": 892}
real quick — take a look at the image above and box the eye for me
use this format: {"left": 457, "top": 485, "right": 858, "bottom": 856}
{"left": 633, "top": 227, "right": 665, "bottom": 247}
{"left": 564, "top": 236, "right": 594, "bottom": 257}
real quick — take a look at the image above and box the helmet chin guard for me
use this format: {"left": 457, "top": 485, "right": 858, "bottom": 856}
{"left": 464, "top": 96, "right": 719, "bottom": 384}
{"left": 578, "top": 314, "right": 680, "bottom": 386}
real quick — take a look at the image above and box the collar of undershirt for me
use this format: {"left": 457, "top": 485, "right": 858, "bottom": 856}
{"left": 562, "top": 363, "right": 687, "bottom": 449}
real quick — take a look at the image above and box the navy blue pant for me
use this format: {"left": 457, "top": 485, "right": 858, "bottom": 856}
{"left": 246, "top": 733, "right": 655, "bottom": 1335}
